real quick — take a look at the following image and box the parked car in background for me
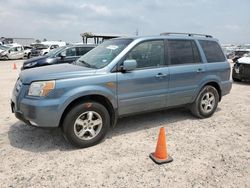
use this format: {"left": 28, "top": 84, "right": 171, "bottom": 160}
{"left": 228, "top": 49, "right": 250, "bottom": 62}
{"left": 232, "top": 53, "right": 250, "bottom": 82}
{"left": 11, "top": 33, "right": 232, "bottom": 148}
{"left": 30, "top": 41, "right": 66, "bottom": 57}
{"left": 23, "top": 46, "right": 32, "bottom": 59}
{"left": 0, "top": 44, "right": 24, "bottom": 60}
{"left": 0, "top": 45, "right": 9, "bottom": 53}
{"left": 22, "top": 44, "right": 96, "bottom": 70}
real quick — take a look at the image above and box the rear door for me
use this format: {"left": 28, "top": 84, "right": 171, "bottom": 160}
{"left": 117, "top": 40, "right": 169, "bottom": 115}
{"left": 168, "top": 39, "right": 205, "bottom": 106}
{"left": 198, "top": 40, "right": 230, "bottom": 86}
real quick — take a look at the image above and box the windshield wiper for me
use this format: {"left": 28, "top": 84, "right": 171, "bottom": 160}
{"left": 78, "top": 60, "right": 96, "bottom": 69}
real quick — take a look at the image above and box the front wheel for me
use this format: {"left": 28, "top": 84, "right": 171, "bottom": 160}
{"left": 62, "top": 101, "right": 110, "bottom": 148}
{"left": 190, "top": 85, "right": 219, "bottom": 118}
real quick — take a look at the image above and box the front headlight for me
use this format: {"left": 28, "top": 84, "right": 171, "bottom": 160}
{"left": 28, "top": 80, "right": 55, "bottom": 96}
{"left": 24, "top": 62, "right": 37, "bottom": 68}
{"left": 0, "top": 51, "right": 7, "bottom": 56}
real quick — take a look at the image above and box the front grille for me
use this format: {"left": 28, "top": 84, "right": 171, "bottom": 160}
{"left": 31, "top": 50, "right": 41, "bottom": 56}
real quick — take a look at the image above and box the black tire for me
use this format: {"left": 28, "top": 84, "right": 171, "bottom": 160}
{"left": 62, "top": 101, "right": 110, "bottom": 148}
{"left": 190, "top": 85, "right": 219, "bottom": 118}
{"left": 27, "top": 53, "right": 31, "bottom": 59}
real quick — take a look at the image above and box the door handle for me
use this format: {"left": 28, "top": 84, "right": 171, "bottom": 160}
{"left": 197, "top": 68, "right": 205, "bottom": 73}
{"left": 155, "top": 73, "right": 167, "bottom": 78}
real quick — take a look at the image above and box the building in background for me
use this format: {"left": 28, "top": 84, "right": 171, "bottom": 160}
{"left": 80, "top": 32, "right": 123, "bottom": 44}
{"left": 0, "top": 37, "right": 35, "bottom": 46}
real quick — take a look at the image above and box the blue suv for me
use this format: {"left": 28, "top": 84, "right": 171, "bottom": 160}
{"left": 11, "top": 33, "right": 232, "bottom": 148}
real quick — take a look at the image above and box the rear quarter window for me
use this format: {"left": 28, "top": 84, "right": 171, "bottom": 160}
{"left": 199, "top": 40, "right": 225, "bottom": 63}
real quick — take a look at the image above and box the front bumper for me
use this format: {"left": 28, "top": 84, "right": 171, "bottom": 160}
{"left": 11, "top": 83, "right": 62, "bottom": 127}
{"left": 220, "top": 80, "right": 232, "bottom": 96}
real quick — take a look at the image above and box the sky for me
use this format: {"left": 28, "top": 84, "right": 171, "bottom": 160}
{"left": 0, "top": 0, "right": 249, "bottom": 44}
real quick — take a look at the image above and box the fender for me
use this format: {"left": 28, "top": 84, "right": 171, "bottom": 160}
{"left": 58, "top": 85, "right": 117, "bottom": 116}
{"left": 191, "top": 75, "right": 221, "bottom": 102}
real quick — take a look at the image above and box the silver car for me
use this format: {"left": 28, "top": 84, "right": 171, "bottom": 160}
{"left": 0, "top": 45, "right": 25, "bottom": 60}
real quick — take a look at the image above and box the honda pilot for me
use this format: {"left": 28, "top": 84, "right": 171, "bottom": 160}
{"left": 11, "top": 33, "right": 232, "bottom": 148}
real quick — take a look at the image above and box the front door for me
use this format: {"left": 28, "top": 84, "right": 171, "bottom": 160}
{"left": 117, "top": 40, "right": 169, "bottom": 115}
{"left": 58, "top": 47, "right": 77, "bottom": 64}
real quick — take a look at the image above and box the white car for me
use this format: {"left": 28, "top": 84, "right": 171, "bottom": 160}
{"left": 30, "top": 41, "right": 66, "bottom": 57}
{"left": 0, "top": 44, "right": 25, "bottom": 60}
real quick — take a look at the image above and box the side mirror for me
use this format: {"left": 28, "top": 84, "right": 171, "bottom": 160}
{"left": 122, "top": 59, "right": 137, "bottom": 72}
{"left": 59, "top": 52, "right": 66, "bottom": 59}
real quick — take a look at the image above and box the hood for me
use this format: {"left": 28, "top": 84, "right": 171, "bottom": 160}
{"left": 20, "top": 64, "right": 97, "bottom": 84}
{"left": 23, "top": 56, "right": 48, "bottom": 64}
{"left": 238, "top": 57, "right": 250, "bottom": 64}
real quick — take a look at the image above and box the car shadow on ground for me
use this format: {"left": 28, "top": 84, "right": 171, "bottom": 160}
{"left": 232, "top": 81, "right": 250, "bottom": 85}
{"left": 8, "top": 107, "right": 199, "bottom": 153}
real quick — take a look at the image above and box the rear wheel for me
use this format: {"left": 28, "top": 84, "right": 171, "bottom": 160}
{"left": 62, "top": 101, "right": 110, "bottom": 148}
{"left": 190, "top": 85, "right": 219, "bottom": 118}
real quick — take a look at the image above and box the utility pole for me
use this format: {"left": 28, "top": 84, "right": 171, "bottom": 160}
{"left": 135, "top": 28, "right": 139, "bottom": 36}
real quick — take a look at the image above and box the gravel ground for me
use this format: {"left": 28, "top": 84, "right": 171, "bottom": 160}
{"left": 0, "top": 60, "right": 249, "bottom": 188}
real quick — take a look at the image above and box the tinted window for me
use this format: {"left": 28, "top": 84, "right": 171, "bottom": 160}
{"left": 77, "top": 47, "right": 94, "bottom": 56}
{"left": 10, "top": 47, "right": 17, "bottom": 52}
{"left": 66, "top": 47, "right": 76, "bottom": 56}
{"left": 50, "top": 45, "right": 59, "bottom": 49}
{"left": 199, "top": 40, "right": 225, "bottom": 63}
{"left": 169, "top": 40, "right": 201, "bottom": 65}
{"left": 17, "top": 47, "right": 22, "bottom": 51}
{"left": 125, "top": 40, "right": 165, "bottom": 69}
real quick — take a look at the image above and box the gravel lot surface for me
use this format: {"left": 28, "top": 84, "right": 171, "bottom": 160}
{"left": 0, "top": 60, "right": 249, "bottom": 188}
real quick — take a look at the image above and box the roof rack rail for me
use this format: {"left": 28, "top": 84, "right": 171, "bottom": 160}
{"left": 160, "top": 32, "right": 213, "bottom": 38}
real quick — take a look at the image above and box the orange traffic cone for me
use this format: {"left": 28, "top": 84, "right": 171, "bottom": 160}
{"left": 13, "top": 63, "right": 17, "bottom": 70}
{"left": 149, "top": 127, "right": 173, "bottom": 164}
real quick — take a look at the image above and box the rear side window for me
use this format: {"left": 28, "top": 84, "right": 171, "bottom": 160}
{"left": 77, "top": 47, "right": 94, "bottom": 56}
{"left": 199, "top": 40, "right": 225, "bottom": 63}
{"left": 169, "top": 40, "right": 201, "bottom": 65}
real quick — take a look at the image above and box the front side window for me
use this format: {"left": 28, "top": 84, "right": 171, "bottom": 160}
{"left": 199, "top": 40, "right": 225, "bottom": 63}
{"left": 16, "top": 47, "right": 22, "bottom": 51}
{"left": 65, "top": 47, "right": 76, "bottom": 56}
{"left": 76, "top": 39, "right": 133, "bottom": 69}
{"left": 77, "top": 47, "right": 94, "bottom": 56}
{"left": 50, "top": 45, "right": 58, "bottom": 49}
{"left": 125, "top": 40, "right": 165, "bottom": 69}
{"left": 169, "top": 40, "right": 201, "bottom": 65}
{"left": 9, "top": 47, "right": 17, "bottom": 52}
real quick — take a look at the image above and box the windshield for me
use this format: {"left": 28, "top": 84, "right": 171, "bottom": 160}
{"left": 0, "top": 45, "right": 9, "bottom": 50}
{"left": 75, "top": 39, "right": 133, "bottom": 69}
{"left": 46, "top": 46, "right": 66, "bottom": 57}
